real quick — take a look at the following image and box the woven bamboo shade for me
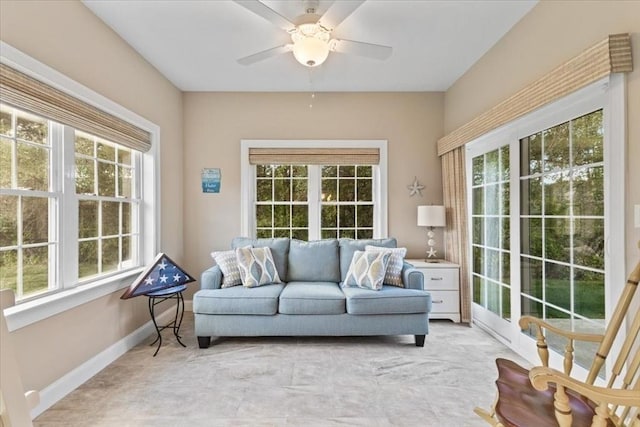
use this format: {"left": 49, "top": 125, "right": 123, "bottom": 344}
{"left": 249, "top": 147, "right": 380, "bottom": 165}
{"left": 437, "top": 33, "right": 633, "bottom": 156}
{"left": 0, "top": 63, "right": 151, "bottom": 152}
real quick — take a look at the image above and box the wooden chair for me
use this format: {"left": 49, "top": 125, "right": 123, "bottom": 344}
{"left": 475, "top": 257, "right": 640, "bottom": 427}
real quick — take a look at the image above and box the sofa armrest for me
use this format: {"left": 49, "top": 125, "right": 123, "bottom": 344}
{"left": 201, "top": 265, "right": 223, "bottom": 290}
{"left": 402, "top": 262, "right": 424, "bottom": 290}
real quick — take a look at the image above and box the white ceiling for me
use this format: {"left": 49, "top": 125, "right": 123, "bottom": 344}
{"left": 82, "top": 0, "right": 537, "bottom": 92}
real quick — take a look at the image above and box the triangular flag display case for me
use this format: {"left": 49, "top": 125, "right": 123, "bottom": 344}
{"left": 121, "top": 253, "right": 195, "bottom": 299}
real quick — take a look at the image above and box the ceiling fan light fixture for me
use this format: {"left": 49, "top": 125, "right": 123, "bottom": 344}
{"left": 292, "top": 36, "right": 330, "bottom": 67}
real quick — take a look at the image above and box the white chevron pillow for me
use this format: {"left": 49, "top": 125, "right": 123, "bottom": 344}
{"left": 342, "top": 250, "right": 391, "bottom": 291}
{"left": 365, "top": 245, "right": 407, "bottom": 287}
{"left": 235, "top": 246, "right": 282, "bottom": 288}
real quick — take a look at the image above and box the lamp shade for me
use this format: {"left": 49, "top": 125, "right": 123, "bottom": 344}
{"left": 417, "top": 205, "right": 446, "bottom": 227}
{"left": 293, "top": 37, "right": 330, "bottom": 67}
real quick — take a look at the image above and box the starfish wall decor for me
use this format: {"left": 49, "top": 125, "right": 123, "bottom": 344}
{"left": 407, "top": 177, "right": 425, "bottom": 197}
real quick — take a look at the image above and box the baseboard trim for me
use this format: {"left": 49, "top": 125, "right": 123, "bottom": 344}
{"left": 31, "top": 301, "right": 193, "bottom": 419}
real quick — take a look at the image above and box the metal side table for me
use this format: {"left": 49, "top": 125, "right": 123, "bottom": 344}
{"left": 146, "top": 284, "right": 187, "bottom": 356}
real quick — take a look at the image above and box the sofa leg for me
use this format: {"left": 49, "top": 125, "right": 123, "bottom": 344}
{"left": 197, "top": 336, "right": 211, "bottom": 349}
{"left": 415, "top": 335, "right": 425, "bottom": 347}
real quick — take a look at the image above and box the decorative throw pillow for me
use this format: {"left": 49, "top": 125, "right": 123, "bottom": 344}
{"left": 342, "top": 250, "right": 391, "bottom": 291}
{"left": 365, "top": 245, "right": 407, "bottom": 287}
{"left": 235, "top": 246, "right": 282, "bottom": 288}
{"left": 211, "top": 249, "right": 243, "bottom": 288}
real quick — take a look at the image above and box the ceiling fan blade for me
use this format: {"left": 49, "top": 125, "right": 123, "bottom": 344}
{"left": 233, "top": 0, "right": 296, "bottom": 32}
{"left": 318, "top": 0, "right": 366, "bottom": 31}
{"left": 237, "top": 45, "right": 293, "bottom": 66}
{"left": 331, "top": 39, "right": 392, "bottom": 60}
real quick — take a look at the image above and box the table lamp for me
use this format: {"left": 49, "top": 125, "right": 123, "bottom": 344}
{"left": 417, "top": 205, "right": 446, "bottom": 260}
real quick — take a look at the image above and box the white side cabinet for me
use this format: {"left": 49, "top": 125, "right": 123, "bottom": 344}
{"left": 406, "top": 259, "right": 460, "bottom": 323}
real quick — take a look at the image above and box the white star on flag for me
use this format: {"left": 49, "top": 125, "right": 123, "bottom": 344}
{"left": 158, "top": 260, "right": 168, "bottom": 270}
{"left": 173, "top": 273, "right": 182, "bottom": 282}
{"left": 159, "top": 275, "right": 168, "bottom": 284}
{"left": 144, "top": 277, "right": 154, "bottom": 286}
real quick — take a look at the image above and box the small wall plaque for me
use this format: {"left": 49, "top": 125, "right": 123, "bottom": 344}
{"left": 202, "top": 168, "right": 221, "bottom": 193}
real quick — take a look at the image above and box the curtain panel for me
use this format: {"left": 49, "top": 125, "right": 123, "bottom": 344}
{"left": 441, "top": 147, "right": 471, "bottom": 323}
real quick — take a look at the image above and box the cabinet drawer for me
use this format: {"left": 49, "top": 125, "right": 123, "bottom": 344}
{"left": 428, "top": 290, "right": 460, "bottom": 314}
{"left": 421, "top": 268, "right": 459, "bottom": 290}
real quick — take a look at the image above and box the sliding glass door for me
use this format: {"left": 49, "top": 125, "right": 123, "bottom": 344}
{"left": 466, "top": 80, "right": 623, "bottom": 375}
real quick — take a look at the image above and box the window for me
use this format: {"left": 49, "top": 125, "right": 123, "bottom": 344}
{"left": 0, "top": 44, "right": 158, "bottom": 324}
{"left": 242, "top": 140, "right": 387, "bottom": 240}
{"left": 0, "top": 105, "right": 143, "bottom": 301}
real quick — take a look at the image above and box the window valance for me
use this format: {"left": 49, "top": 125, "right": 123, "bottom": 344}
{"left": 248, "top": 147, "right": 380, "bottom": 165}
{"left": 0, "top": 63, "right": 151, "bottom": 152}
{"left": 437, "top": 33, "right": 633, "bottom": 156}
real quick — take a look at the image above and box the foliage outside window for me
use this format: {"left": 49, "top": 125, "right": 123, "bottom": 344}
{"left": 0, "top": 104, "right": 142, "bottom": 301}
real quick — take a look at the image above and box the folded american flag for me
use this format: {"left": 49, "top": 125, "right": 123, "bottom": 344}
{"left": 121, "top": 253, "right": 194, "bottom": 299}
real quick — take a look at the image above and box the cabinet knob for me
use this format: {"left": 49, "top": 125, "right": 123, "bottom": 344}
{"left": 430, "top": 277, "right": 443, "bottom": 281}
{"left": 432, "top": 300, "right": 444, "bottom": 304}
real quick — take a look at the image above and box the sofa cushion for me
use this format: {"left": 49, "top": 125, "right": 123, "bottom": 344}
{"left": 211, "top": 249, "right": 243, "bottom": 288}
{"left": 232, "top": 237, "right": 290, "bottom": 280}
{"left": 279, "top": 282, "right": 346, "bottom": 315}
{"left": 365, "top": 245, "right": 407, "bottom": 287}
{"left": 235, "top": 246, "right": 282, "bottom": 288}
{"left": 193, "top": 284, "right": 285, "bottom": 315}
{"left": 342, "top": 286, "right": 431, "bottom": 315}
{"left": 339, "top": 238, "right": 397, "bottom": 281}
{"left": 287, "top": 239, "right": 340, "bottom": 282}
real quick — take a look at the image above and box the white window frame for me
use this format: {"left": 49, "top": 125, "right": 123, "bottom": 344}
{"left": 1, "top": 42, "right": 160, "bottom": 331}
{"left": 240, "top": 140, "right": 388, "bottom": 239}
{"left": 466, "top": 75, "right": 626, "bottom": 382}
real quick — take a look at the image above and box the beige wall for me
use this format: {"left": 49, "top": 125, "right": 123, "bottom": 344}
{"left": 444, "top": 0, "right": 640, "bottom": 274}
{"left": 0, "top": 1, "right": 183, "bottom": 392}
{"left": 182, "top": 92, "right": 444, "bottom": 286}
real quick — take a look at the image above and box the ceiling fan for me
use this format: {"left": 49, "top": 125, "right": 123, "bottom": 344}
{"left": 233, "top": 0, "right": 392, "bottom": 68}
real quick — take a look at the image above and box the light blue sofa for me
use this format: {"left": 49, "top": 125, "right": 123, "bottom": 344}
{"left": 193, "top": 237, "right": 432, "bottom": 348}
